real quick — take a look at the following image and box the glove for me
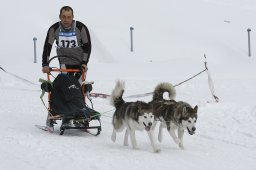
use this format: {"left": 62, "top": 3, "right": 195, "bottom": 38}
{"left": 42, "top": 66, "right": 50, "bottom": 73}
{"left": 81, "top": 64, "right": 88, "bottom": 72}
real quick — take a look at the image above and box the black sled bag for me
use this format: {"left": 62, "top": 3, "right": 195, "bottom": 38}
{"left": 50, "top": 74, "right": 85, "bottom": 116}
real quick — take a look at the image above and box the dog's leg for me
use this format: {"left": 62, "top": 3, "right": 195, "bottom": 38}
{"left": 112, "top": 121, "right": 126, "bottom": 142}
{"left": 111, "top": 128, "right": 117, "bottom": 142}
{"left": 123, "top": 128, "right": 129, "bottom": 146}
{"left": 152, "top": 120, "right": 157, "bottom": 131}
{"left": 129, "top": 128, "right": 139, "bottom": 149}
{"left": 168, "top": 128, "right": 181, "bottom": 145}
{"left": 158, "top": 122, "right": 164, "bottom": 142}
{"left": 147, "top": 130, "right": 161, "bottom": 153}
{"left": 178, "top": 128, "right": 184, "bottom": 149}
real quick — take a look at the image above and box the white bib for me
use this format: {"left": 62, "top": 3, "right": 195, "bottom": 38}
{"left": 58, "top": 22, "right": 78, "bottom": 48}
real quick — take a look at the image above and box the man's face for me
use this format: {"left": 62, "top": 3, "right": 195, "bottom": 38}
{"left": 59, "top": 10, "right": 73, "bottom": 28}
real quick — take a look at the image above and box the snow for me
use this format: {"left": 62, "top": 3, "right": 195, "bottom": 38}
{"left": 1, "top": 0, "right": 256, "bottom": 169}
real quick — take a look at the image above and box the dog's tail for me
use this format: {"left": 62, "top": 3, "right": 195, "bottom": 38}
{"left": 152, "top": 82, "right": 176, "bottom": 101}
{"left": 110, "top": 80, "right": 125, "bottom": 109}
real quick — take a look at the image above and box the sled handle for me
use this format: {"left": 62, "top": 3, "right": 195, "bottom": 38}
{"left": 46, "top": 68, "right": 86, "bottom": 81}
{"left": 49, "top": 68, "right": 81, "bottom": 72}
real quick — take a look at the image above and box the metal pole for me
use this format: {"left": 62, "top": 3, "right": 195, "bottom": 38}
{"left": 247, "top": 28, "right": 251, "bottom": 57}
{"left": 33, "top": 37, "right": 37, "bottom": 63}
{"left": 130, "top": 27, "right": 134, "bottom": 52}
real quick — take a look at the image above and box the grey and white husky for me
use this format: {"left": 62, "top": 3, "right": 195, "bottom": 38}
{"left": 111, "top": 80, "right": 160, "bottom": 152}
{"left": 150, "top": 83, "right": 198, "bottom": 149}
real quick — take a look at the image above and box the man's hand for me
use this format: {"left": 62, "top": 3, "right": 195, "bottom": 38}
{"left": 81, "top": 64, "right": 88, "bottom": 72}
{"left": 42, "top": 66, "right": 50, "bottom": 73}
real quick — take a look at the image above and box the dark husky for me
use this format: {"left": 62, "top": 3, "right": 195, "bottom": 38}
{"left": 110, "top": 80, "right": 160, "bottom": 152}
{"left": 150, "top": 82, "right": 198, "bottom": 149}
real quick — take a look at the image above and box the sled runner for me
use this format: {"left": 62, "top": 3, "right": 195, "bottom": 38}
{"left": 39, "top": 55, "right": 101, "bottom": 136}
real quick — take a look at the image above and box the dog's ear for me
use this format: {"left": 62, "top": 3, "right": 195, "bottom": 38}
{"left": 131, "top": 106, "right": 140, "bottom": 121}
{"left": 180, "top": 106, "right": 189, "bottom": 119}
{"left": 186, "top": 106, "right": 195, "bottom": 113}
{"left": 137, "top": 104, "right": 142, "bottom": 112}
{"left": 174, "top": 109, "right": 182, "bottom": 122}
{"left": 175, "top": 111, "right": 182, "bottom": 119}
{"left": 182, "top": 107, "right": 187, "bottom": 114}
{"left": 193, "top": 105, "right": 198, "bottom": 113}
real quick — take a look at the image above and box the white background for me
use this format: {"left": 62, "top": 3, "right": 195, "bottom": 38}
{"left": 0, "top": 0, "right": 256, "bottom": 169}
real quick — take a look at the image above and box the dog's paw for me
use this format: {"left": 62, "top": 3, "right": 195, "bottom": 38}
{"left": 132, "top": 146, "right": 140, "bottom": 150}
{"left": 111, "top": 132, "right": 116, "bottom": 142}
{"left": 174, "top": 138, "right": 181, "bottom": 145}
{"left": 123, "top": 141, "right": 129, "bottom": 146}
{"left": 111, "top": 136, "right": 116, "bottom": 142}
{"left": 153, "top": 147, "right": 161, "bottom": 153}
{"left": 179, "top": 143, "right": 185, "bottom": 150}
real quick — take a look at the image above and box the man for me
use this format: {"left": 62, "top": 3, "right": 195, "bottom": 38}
{"left": 42, "top": 6, "right": 91, "bottom": 131}
{"left": 42, "top": 6, "right": 91, "bottom": 73}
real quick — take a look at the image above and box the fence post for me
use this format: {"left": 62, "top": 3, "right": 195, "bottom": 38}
{"left": 130, "top": 27, "right": 134, "bottom": 52}
{"left": 33, "top": 37, "right": 37, "bottom": 63}
{"left": 247, "top": 28, "right": 251, "bottom": 57}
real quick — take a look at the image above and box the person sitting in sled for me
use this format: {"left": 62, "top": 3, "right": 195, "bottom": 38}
{"left": 41, "top": 6, "right": 91, "bottom": 130}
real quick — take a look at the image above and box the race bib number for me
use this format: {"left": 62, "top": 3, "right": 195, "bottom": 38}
{"left": 59, "top": 32, "right": 78, "bottom": 48}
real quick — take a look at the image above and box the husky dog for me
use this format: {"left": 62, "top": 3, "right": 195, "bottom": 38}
{"left": 150, "top": 83, "right": 198, "bottom": 149}
{"left": 111, "top": 80, "right": 160, "bottom": 152}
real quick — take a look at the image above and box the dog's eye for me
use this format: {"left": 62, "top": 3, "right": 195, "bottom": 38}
{"left": 144, "top": 116, "right": 147, "bottom": 118}
{"left": 150, "top": 116, "right": 153, "bottom": 118}
{"left": 188, "top": 120, "right": 191, "bottom": 123}
{"left": 194, "top": 120, "right": 197, "bottom": 123}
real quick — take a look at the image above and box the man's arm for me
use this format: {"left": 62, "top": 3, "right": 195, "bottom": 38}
{"left": 77, "top": 21, "right": 92, "bottom": 65}
{"left": 42, "top": 22, "right": 59, "bottom": 67}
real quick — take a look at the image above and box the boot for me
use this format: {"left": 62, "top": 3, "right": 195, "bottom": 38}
{"left": 46, "top": 113, "right": 54, "bottom": 132}
{"left": 61, "top": 118, "right": 72, "bottom": 128}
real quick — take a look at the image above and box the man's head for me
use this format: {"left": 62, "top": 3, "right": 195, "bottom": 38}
{"left": 59, "top": 6, "right": 74, "bottom": 28}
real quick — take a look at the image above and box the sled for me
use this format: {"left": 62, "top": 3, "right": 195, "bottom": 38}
{"left": 39, "top": 55, "right": 101, "bottom": 136}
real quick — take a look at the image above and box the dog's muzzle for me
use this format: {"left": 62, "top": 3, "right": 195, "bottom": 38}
{"left": 143, "top": 122, "right": 152, "bottom": 131}
{"left": 187, "top": 127, "right": 196, "bottom": 135}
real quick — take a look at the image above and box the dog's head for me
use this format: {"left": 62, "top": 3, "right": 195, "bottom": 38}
{"left": 138, "top": 112, "right": 154, "bottom": 131}
{"left": 135, "top": 102, "right": 154, "bottom": 131}
{"left": 180, "top": 105, "right": 198, "bottom": 135}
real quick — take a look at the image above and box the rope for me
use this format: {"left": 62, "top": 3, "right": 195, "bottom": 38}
{"left": 89, "top": 67, "right": 207, "bottom": 99}
{"left": 89, "top": 109, "right": 115, "bottom": 119}
{"left": 173, "top": 69, "right": 207, "bottom": 87}
{"left": 95, "top": 55, "right": 219, "bottom": 102}
{"left": 124, "top": 68, "right": 207, "bottom": 99}
{"left": 47, "top": 108, "right": 115, "bottom": 121}
{"left": 0, "top": 66, "right": 38, "bottom": 86}
{"left": 0, "top": 66, "right": 6, "bottom": 72}
{"left": 204, "top": 54, "right": 219, "bottom": 102}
